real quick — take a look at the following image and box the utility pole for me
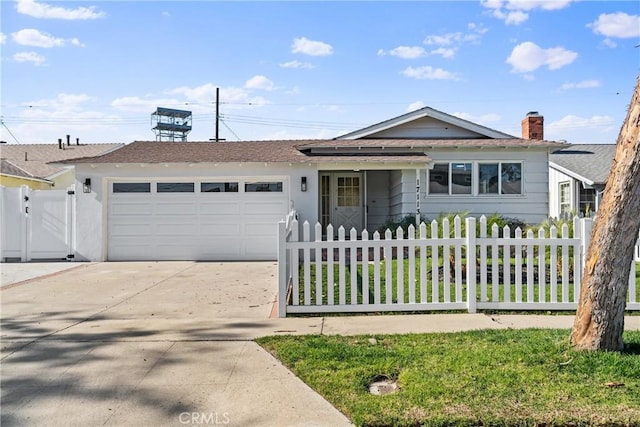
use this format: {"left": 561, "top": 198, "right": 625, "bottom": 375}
{"left": 215, "top": 87, "right": 219, "bottom": 142}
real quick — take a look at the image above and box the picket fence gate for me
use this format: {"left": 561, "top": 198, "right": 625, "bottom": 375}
{"left": 277, "top": 213, "right": 640, "bottom": 317}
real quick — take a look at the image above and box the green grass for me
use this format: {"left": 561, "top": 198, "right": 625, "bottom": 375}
{"left": 295, "top": 261, "right": 640, "bottom": 308}
{"left": 258, "top": 329, "right": 640, "bottom": 427}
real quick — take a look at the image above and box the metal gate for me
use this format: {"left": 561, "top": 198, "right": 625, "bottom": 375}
{"left": 0, "top": 186, "right": 75, "bottom": 262}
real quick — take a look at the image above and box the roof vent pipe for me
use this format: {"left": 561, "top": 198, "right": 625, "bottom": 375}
{"left": 66, "top": 134, "right": 70, "bottom": 146}
{"left": 76, "top": 138, "right": 80, "bottom": 145}
{"left": 58, "top": 138, "right": 63, "bottom": 149}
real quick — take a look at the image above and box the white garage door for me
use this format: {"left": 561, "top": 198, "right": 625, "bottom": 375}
{"left": 108, "top": 179, "right": 289, "bottom": 261}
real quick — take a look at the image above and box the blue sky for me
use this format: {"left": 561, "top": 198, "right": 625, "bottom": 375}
{"left": 1, "top": 0, "right": 639, "bottom": 145}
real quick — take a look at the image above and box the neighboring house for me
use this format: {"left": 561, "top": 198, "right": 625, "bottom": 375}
{"left": 64, "top": 107, "right": 566, "bottom": 262}
{"left": 0, "top": 139, "right": 123, "bottom": 190}
{"left": 548, "top": 144, "right": 616, "bottom": 218}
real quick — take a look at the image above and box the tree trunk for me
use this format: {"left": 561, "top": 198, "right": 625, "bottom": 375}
{"left": 570, "top": 75, "right": 640, "bottom": 351}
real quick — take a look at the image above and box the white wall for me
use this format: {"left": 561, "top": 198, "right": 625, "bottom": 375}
{"left": 548, "top": 167, "right": 575, "bottom": 218}
{"left": 74, "top": 162, "right": 318, "bottom": 261}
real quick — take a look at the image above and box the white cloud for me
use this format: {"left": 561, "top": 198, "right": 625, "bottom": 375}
{"left": 379, "top": 46, "right": 427, "bottom": 59}
{"left": 13, "top": 51, "right": 46, "bottom": 65}
{"left": 167, "top": 83, "right": 269, "bottom": 110}
{"left": 291, "top": 37, "right": 333, "bottom": 56}
{"left": 0, "top": 33, "right": 6, "bottom": 44}
{"left": 11, "top": 28, "right": 83, "bottom": 48}
{"left": 430, "top": 48, "right": 456, "bottom": 59}
{"left": 588, "top": 12, "right": 640, "bottom": 39}
{"left": 16, "top": 0, "right": 105, "bottom": 20}
{"left": 245, "top": 75, "right": 274, "bottom": 91}
{"left": 407, "top": 101, "right": 426, "bottom": 112}
{"left": 12, "top": 29, "right": 63, "bottom": 47}
{"left": 452, "top": 112, "right": 501, "bottom": 126}
{"left": 401, "top": 66, "right": 461, "bottom": 80}
{"left": 547, "top": 114, "right": 615, "bottom": 135}
{"left": 506, "top": 41, "right": 577, "bottom": 73}
{"left": 482, "top": 0, "right": 573, "bottom": 25}
{"left": 111, "top": 96, "right": 182, "bottom": 113}
{"left": 11, "top": 93, "right": 123, "bottom": 144}
{"left": 421, "top": 24, "right": 487, "bottom": 58}
{"left": 162, "top": 11, "right": 170, "bottom": 17}
{"left": 601, "top": 38, "right": 617, "bottom": 49}
{"left": 26, "top": 93, "right": 93, "bottom": 109}
{"left": 560, "top": 80, "right": 600, "bottom": 90}
{"left": 279, "top": 60, "right": 316, "bottom": 69}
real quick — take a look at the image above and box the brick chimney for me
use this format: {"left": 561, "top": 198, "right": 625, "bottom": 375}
{"left": 521, "top": 111, "right": 543, "bottom": 140}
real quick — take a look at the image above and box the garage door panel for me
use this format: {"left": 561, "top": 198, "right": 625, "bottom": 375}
{"left": 154, "top": 202, "right": 198, "bottom": 215}
{"left": 108, "top": 179, "right": 288, "bottom": 261}
{"left": 110, "top": 202, "right": 154, "bottom": 215}
{"left": 243, "top": 201, "right": 288, "bottom": 215}
{"left": 111, "top": 223, "right": 153, "bottom": 236}
{"left": 244, "top": 223, "right": 279, "bottom": 236}
{"left": 243, "top": 237, "right": 277, "bottom": 258}
{"left": 199, "top": 202, "right": 242, "bottom": 215}
{"left": 196, "top": 239, "right": 243, "bottom": 258}
{"left": 200, "top": 223, "right": 242, "bottom": 236}
{"left": 109, "top": 244, "right": 155, "bottom": 260}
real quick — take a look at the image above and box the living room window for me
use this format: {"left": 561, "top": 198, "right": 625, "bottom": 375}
{"left": 429, "top": 161, "right": 522, "bottom": 196}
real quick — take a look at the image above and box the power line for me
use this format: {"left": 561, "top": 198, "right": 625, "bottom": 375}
{"left": 219, "top": 118, "right": 241, "bottom": 141}
{"left": 0, "top": 119, "right": 21, "bottom": 144}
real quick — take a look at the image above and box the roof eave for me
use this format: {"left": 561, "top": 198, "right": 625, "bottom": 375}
{"left": 549, "top": 161, "right": 595, "bottom": 186}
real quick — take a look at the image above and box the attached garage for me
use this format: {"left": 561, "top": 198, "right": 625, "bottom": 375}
{"left": 107, "top": 178, "right": 289, "bottom": 261}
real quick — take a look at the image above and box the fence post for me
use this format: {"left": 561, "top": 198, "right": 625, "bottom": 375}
{"left": 580, "top": 218, "right": 593, "bottom": 280}
{"left": 277, "top": 220, "right": 287, "bottom": 318}
{"left": 466, "top": 217, "right": 477, "bottom": 313}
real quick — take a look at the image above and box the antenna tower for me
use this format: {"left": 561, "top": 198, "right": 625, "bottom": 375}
{"left": 151, "top": 107, "right": 192, "bottom": 142}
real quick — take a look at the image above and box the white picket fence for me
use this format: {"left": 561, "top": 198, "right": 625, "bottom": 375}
{"left": 277, "top": 214, "right": 640, "bottom": 317}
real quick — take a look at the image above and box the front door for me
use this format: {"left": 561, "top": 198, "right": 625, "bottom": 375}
{"left": 332, "top": 173, "right": 363, "bottom": 232}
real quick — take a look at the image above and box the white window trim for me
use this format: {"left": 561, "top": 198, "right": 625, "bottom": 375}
{"left": 559, "top": 181, "right": 572, "bottom": 215}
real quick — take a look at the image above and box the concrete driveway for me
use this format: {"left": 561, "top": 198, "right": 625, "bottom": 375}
{"left": 1, "top": 262, "right": 350, "bottom": 427}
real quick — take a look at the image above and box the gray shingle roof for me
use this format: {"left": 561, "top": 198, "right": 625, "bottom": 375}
{"left": 0, "top": 159, "right": 38, "bottom": 179}
{"left": 63, "top": 137, "right": 565, "bottom": 165}
{"left": 0, "top": 143, "right": 123, "bottom": 179}
{"left": 549, "top": 144, "right": 616, "bottom": 185}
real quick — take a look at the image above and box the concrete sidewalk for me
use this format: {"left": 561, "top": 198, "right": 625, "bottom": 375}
{"left": 1, "top": 261, "right": 638, "bottom": 427}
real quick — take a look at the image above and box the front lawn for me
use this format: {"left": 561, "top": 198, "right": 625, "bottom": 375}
{"left": 294, "top": 261, "right": 640, "bottom": 307}
{"left": 258, "top": 329, "right": 640, "bottom": 426}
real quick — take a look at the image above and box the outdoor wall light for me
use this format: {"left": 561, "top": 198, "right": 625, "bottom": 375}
{"left": 301, "top": 176, "right": 307, "bottom": 192}
{"left": 83, "top": 178, "right": 91, "bottom": 193}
